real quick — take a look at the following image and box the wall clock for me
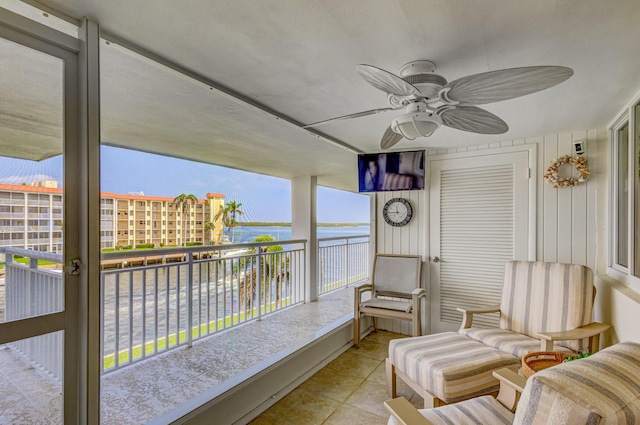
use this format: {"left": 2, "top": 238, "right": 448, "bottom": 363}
{"left": 383, "top": 198, "right": 413, "bottom": 227}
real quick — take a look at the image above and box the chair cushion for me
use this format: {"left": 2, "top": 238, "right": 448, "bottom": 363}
{"left": 514, "top": 341, "right": 640, "bottom": 425}
{"left": 388, "top": 395, "right": 515, "bottom": 425}
{"left": 389, "top": 332, "right": 520, "bottom": 403}
{"left": 500, "top": 261, "right": 594, "bottom": 352}
{"left": 461, "top": 328, "right": 575, "bottom": 358}
{"left": 361, "top": 298, "right": 412, "bottom": 313}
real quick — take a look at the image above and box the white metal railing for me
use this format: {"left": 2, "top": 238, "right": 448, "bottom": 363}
{"left": 1, "top": 247, "right": 64, "bottom": 381}
{"left": 100, "top": 240, "right": 306, "bottom": 373}
{"left": 2, "top": 235, "right": 368, "bottom": 377}
{"left": 317, "top": 235, "right": 370, "bottom": 295}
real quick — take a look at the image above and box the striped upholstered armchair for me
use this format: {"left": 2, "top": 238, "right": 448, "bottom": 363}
{"left": 458, "top": 261, "right": 609, "bottom": 355}
{"left": 385, "top": 341, "right": 640, "bottom": 425}
{"left": 387, "top": 261, "right": 611, "bottom": 408}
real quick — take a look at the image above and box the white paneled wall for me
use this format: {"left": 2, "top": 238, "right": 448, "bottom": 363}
{"left": 374, "top": 129, "right": 606, "bottom": 335}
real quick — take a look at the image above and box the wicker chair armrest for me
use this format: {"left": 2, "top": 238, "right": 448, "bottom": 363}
{"left": 456, "top": 304, "right": 501, "bottom": 331}
{"left": 384, "top": 397, "right": 433, "bottom": 425}
{"left": 536, "top": 322, "right": 611, "bottom": 352}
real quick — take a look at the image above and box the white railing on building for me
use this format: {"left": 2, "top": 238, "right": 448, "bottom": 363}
{"left": 1, "top": 240, "right": 307, "bottom": 376}
{"left": 1, "top": 247, "right": 64, "bottom": 381}
{"left": 100, "top": 240, "right": 306, "bottom": 373}
{"left": 317, "top": 235, "right": 369, "bottom": 295}
{"left": 1, "top": 234, "right": 369, "bottom": 378}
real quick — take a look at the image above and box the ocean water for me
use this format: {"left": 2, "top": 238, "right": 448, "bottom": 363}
{"left": 230, "top": 224, "right": 370, "bottom": 244}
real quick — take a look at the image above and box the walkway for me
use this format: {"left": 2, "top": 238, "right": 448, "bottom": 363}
{"left": 0, "top": 287, "right": 355, "bottom": 424}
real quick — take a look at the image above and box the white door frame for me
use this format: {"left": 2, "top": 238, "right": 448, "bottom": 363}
{"left": 426, "top": 144, "right": 537, "bottom": 333}
{"left": 0, "top": 9, "right": 102, "bottom": 424}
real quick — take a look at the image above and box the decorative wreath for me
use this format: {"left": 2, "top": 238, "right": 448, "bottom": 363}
{"left": 543, "top": 155, "right": 590, "bottom": 188}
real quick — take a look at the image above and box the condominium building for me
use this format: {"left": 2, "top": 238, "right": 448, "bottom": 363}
{"left": 0, "top": 182, "right": 225, "bottom": 252}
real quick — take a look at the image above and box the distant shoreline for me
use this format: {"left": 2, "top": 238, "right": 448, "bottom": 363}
{"left": 240, "top": 222, "right": 367, "bottom": 228}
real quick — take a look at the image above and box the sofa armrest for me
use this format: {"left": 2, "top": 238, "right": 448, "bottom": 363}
{"left": 456, "top": 304, "right": 501, "bottom": 331}
{"left": 384, "top": 397, "right": 432, "bottom": 425}
{"left": 536, "top": 322, "right": 611, "bottom": 353}
{"left": 493, "top": 368, "right": 527, "bottom": 411}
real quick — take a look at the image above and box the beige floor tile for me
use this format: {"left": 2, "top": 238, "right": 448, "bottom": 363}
{"left": 262, "top": 387, "right": 340, "bottom": 425}
{"left": 248, "top": 411, "right": 289, "bottom": 425}
{"left": 350, "top": 338, "right": 389, "bottom": 360}
{"left": 298, "top": 367, "right": 364, "bottom": 402}
{"left": 363, "top": 330, "right": 407, "bottom": 345}
{"left": 323, "top": 404, "right": 389, "bottom": 425}
{"left": 344, "top": 379, "right": 393, "bottom": 418}
{"left": 325, "top": 351, "right": 382, "bottom": 379}
{"left": 367, "top": 362, "right": 416, "bottom": 399}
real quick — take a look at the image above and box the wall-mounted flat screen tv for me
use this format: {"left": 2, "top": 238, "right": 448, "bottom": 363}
{"left": 358, "top": 150, "right": 425, "bottom": 193}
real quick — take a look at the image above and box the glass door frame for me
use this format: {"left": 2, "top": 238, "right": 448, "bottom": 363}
{"left": 0, "top": 8, "right": 101, "bottom": 424}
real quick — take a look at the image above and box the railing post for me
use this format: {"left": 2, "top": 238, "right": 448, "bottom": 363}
{"left": 186, "top": 252, "right": 193, "bottom": 347}
{"left": 343, "top": 238, "right": 349, "bottom": 287}
{"left": 29, "top": 256, "right": 38, "bottom": 317}
{"left": 257, "top": 248, "right": 262, "bottom": 321}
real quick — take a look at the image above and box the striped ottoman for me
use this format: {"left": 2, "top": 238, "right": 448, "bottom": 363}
{"left": 388, "top": 332, "right": 520, "bottom": 406}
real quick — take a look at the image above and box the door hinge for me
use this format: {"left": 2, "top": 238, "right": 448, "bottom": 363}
{"left": 64, "top": 258, "right": 81, "bottom": 276}
{"left": 528, "top": 168, "right": 531, "bottom": 178}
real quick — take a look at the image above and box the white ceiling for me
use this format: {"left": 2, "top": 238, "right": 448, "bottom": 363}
{"left": 6, "top": 0, "right": 640, "bottom": 191}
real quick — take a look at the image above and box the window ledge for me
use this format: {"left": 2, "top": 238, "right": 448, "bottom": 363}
{"left": 598, "top": 272, "right": 640, "bottom": 304}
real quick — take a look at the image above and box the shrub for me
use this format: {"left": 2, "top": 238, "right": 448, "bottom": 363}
{"left": 186, "top": 242, "right": 203, "bottom": 247}
{"left": 136, "top": 243, "right": 155, "bottom": 249}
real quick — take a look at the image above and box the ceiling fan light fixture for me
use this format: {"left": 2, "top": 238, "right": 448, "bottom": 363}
{"left": 391, "top": 112, "right": 442, "bottom": 140}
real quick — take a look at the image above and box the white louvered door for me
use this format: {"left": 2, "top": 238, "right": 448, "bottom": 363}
{"left": 429, "top": 150, "right": 532, "bottom": 333}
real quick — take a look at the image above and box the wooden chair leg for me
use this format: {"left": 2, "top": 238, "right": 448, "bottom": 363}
{"left": 354, "top": 314, "right": 360, "bottom": 347}
{"left": 412, "top": 315, "right": 420, "bottom": 337}
{"left": 386, "top": 358, "right": 397, "bottom": 398}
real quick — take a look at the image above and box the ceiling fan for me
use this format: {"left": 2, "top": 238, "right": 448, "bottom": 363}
{"left": 303, "top": 60, "right": 573, "bottom": 149}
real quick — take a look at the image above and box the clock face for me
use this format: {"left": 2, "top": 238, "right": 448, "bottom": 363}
{"left": 383, "top": 198, "right": 413, "bottom": 227}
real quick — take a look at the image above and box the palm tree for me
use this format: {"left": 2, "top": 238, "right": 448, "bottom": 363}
{"left": 237, "top": 235, "right": 290, "bottom": 312}
{"left": 204, "top": 221, "right": 217, "bottom": 244}
{"left": 215, "top": 200, "right": 243, "bottom": 242}
{"left": 173, "top": 193, "right": 198, "bottom": 247}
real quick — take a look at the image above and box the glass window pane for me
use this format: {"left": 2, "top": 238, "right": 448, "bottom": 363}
{"left": 0, "top": 331, "right": 63, "bottom": 423}
{"left": 0, "top": 37, "right": 64, "bottom": 323}
{"left": 617, "top": 122, "right": 629, "bottom": 267}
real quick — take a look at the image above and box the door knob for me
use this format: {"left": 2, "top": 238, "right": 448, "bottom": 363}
{"left": 432, "top": 256, "right": 440, "bottom": 263}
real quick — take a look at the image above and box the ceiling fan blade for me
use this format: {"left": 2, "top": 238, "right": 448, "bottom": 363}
{"left": 440, "top": 106, "right": 509, "bottom": 134}
{"left": 357, "top": 64, "right": 420, "bottom": 97}
{"left": 442, "top": 66, "right": 573, "bottom": 106}
{"left": 380, "top": 126, "right": 403, "bottom": 149}
{"left": 302, "top": 107, "right": 400, "bottom": 129}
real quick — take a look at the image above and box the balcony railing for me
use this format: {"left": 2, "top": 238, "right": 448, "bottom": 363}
{"left": 0, "top": 234, "right": 369, "bottom": 379}
{"left": 317, "top": 235, "right": 369, "bottom": 295}
{"left": 1, "top": 248, "right": 64, "bottom": 380}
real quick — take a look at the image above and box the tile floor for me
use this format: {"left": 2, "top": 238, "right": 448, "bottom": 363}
{"left": 248, "top": 330, "right": 423, "bottom": 425}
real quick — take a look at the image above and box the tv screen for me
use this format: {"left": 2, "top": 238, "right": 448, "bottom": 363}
{"left": 358, "top": 150, "right": 425, "bottom": 193}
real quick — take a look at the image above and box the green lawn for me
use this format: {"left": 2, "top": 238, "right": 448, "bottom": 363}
{"left": 0, "top": 257, "right": 58, "bottom": 270}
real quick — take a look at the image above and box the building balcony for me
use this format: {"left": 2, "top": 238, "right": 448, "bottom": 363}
{"left": 0, "top": 236, "right": 369, "bottom": 423}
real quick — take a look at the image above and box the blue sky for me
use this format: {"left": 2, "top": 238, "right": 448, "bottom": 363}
{"left": 0, "top": 147, "right": 370, "bottom": 223}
